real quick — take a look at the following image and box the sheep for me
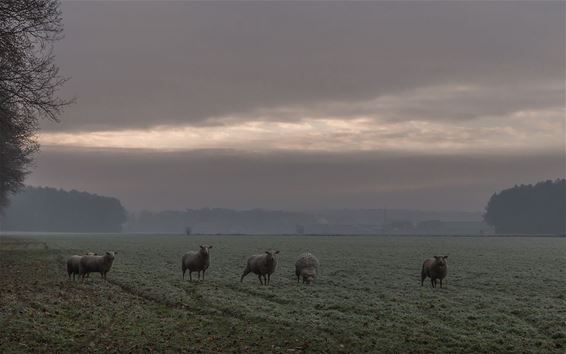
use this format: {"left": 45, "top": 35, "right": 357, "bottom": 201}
{"left": 66, "top": 255, "right": 82, "bottom": 280}
{"left": 182, "top": 245, "right": 212, "bottom": 281}
{"left": 79, "top": 251, "right": 117, "bottom": 280}
{"left": 76, "top": 253, "right": 98, "bottom": 279}
{"left": 66, "top": 253, "right": 98, "bottom": 280}
{"left": 421, "top": 255, "right": 448, "bottom": 288}
{"left": 240, "top": 250, "right": 279, "bottom": 285}
{"left": 295, "top": 252, "right": 319, "bottom": 284}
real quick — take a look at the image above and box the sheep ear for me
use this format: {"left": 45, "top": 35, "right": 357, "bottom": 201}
{"left": 274, "top": 250, "right": 280, "bottom": 254}
{"left": 200, "top": 245, "right": 204, "bottom": 249}
{"left": 208, "top": 245, "right": 213, "bottom": 249}
{"left": 434, "top": 256, "right": 440, "bottom": 260}
{"left": 443, "top": 256, "right": 448, "bottom": 259}
{"left": 265, "top": 251, "right": 270, "bottom": 255}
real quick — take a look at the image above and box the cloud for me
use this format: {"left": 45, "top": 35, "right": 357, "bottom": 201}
{"left": 42, "top": 1, "right": 565, "bottom": 131}
{"left": 39, "top": 96, "right": 564, "bottom": 153}
{"left": 28, "top": 2, "right": 565, "bottom": 212}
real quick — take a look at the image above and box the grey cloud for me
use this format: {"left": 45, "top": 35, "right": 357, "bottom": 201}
{"left": 27, "top": 147, "right": 565, "bottom": 211}
{"left": 43, "top": 1, "right": 565, "bottom": 131}
{"left": 241, "top": 83, "right": 565, "bottom": 124}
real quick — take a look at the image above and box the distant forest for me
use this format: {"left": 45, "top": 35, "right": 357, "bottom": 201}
{"left": 0, "top": 186, "right": 126, "bottom": 232}
{"left": 484, "top": 179, "right": 566, "bottom": 234}
{"left": 2, "top": 180, "right": 563, "bottom": 235}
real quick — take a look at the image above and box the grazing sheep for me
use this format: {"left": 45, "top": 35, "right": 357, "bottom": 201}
{"left": 421, "top": 256, "right": 448, "bottom": 288}
{"left": 182, "top": 245, "right": 213, "bottom": 281}
{"left": 79, "top": 251, "right": 117, "bottom": 280}
{"left": 240, "top": 250, "right": 279, "bottom": 285}
{"left": 295, "top": 252, "right": 320, "bottom": 284}
{"left": 66, "top": 255, "right": 82, "bottom": 280}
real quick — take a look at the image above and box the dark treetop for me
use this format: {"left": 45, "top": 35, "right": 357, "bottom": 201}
{"left": 484, "top": 179, "right": 566, "bottom": 235}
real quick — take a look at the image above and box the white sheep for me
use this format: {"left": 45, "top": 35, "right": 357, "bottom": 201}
{"left": 66, "top": 255, "right": 82, "bottom": 280}
{"left": 240, "top": 250, "right": 279, "bottom": 285}
{"left": 79, "top": 251, "right": 117, "bottom": 280}
{"left": 295, "top": 252, "right": 319, "bottom": 284}
{"left": 182, "top": 245, "right": 212, "bottom": 281}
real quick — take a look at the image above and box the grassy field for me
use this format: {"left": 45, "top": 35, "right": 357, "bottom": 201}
{"left": 1, "top": 234, "right": 565, "bottom": 353}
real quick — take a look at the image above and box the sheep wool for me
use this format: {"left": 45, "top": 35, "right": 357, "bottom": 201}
{"left": 240, "top": 250, "right": 279, "bottom": 285}
{"left": 295, "top": 252, "right": 320, "bottom": 284}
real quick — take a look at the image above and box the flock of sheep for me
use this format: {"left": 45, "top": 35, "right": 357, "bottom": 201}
{"left": 67, "top": 245, "right": 448, "bottom": 288}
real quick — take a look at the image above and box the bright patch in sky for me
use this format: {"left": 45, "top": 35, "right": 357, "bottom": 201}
{"left": 40, "top": 84, "right": 564, "bottom": 154}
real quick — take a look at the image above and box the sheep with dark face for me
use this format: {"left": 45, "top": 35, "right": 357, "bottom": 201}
{"left": 421, "top": 256, "right": 448, "bottom": 288}
{"left": 79, "top": 251, "right": 117, "bottom": 280}
{"left": 67, "top": 255, "right": 82, "bottom": 280}
{"left": 240, "top": 250, "right": 279, "bottom": 285}
{"left": 295, "top": 253, "right": 319, "bottom": 284}
{"left": 182, "top": 245, "right": 212, "bottom": 281}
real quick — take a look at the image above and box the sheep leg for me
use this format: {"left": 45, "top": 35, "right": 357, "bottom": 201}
{"left": 258, "top": 274, "right": 263, "bottom": 285}
{"left": 240, "top": 268, "right": 250, "bottom": 282}
{"left": 202, "top": 270, "right": 205, "bottom": 280}
{"left": 267, "top": 273, "right": 271, "bottom": 285}
{"left": 189, "top": 271, "right": 192, "bottom": 281}
{"left": 439, "top": 278, "right": 443, "bottom": 288}
{"left": 431, "top": 278, "right": 435, "bottom": 288}
{"left": 198, "top": 271, "right": 201, "bottom": 280}
{"left": 182, "top": 268, "right": 186, "bottom": 280}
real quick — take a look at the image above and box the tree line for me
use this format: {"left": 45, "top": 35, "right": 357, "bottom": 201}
{"left": 0, "top": 186, "right": 126, "bottom": 232}
{"left": 484, "top": 179, "right": 565, "bottom": 235}
{"left": 1, "top": 180, "right": 563, "bottom": 234}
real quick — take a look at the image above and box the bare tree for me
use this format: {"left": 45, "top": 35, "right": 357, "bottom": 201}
{"left": 0, "top": 0, "right": 70, "bottom": 210}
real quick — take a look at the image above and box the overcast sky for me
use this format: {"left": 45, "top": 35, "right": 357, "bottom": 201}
{"left": 29, "top": 1, "right": 565, "bottom": 212}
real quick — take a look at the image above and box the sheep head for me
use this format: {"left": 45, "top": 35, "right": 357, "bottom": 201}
{"left": 433, "top": 255, "right": 448, "bottom": 267}
{"left": 199, "top": 245, "right": 212, "bottom": 256}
